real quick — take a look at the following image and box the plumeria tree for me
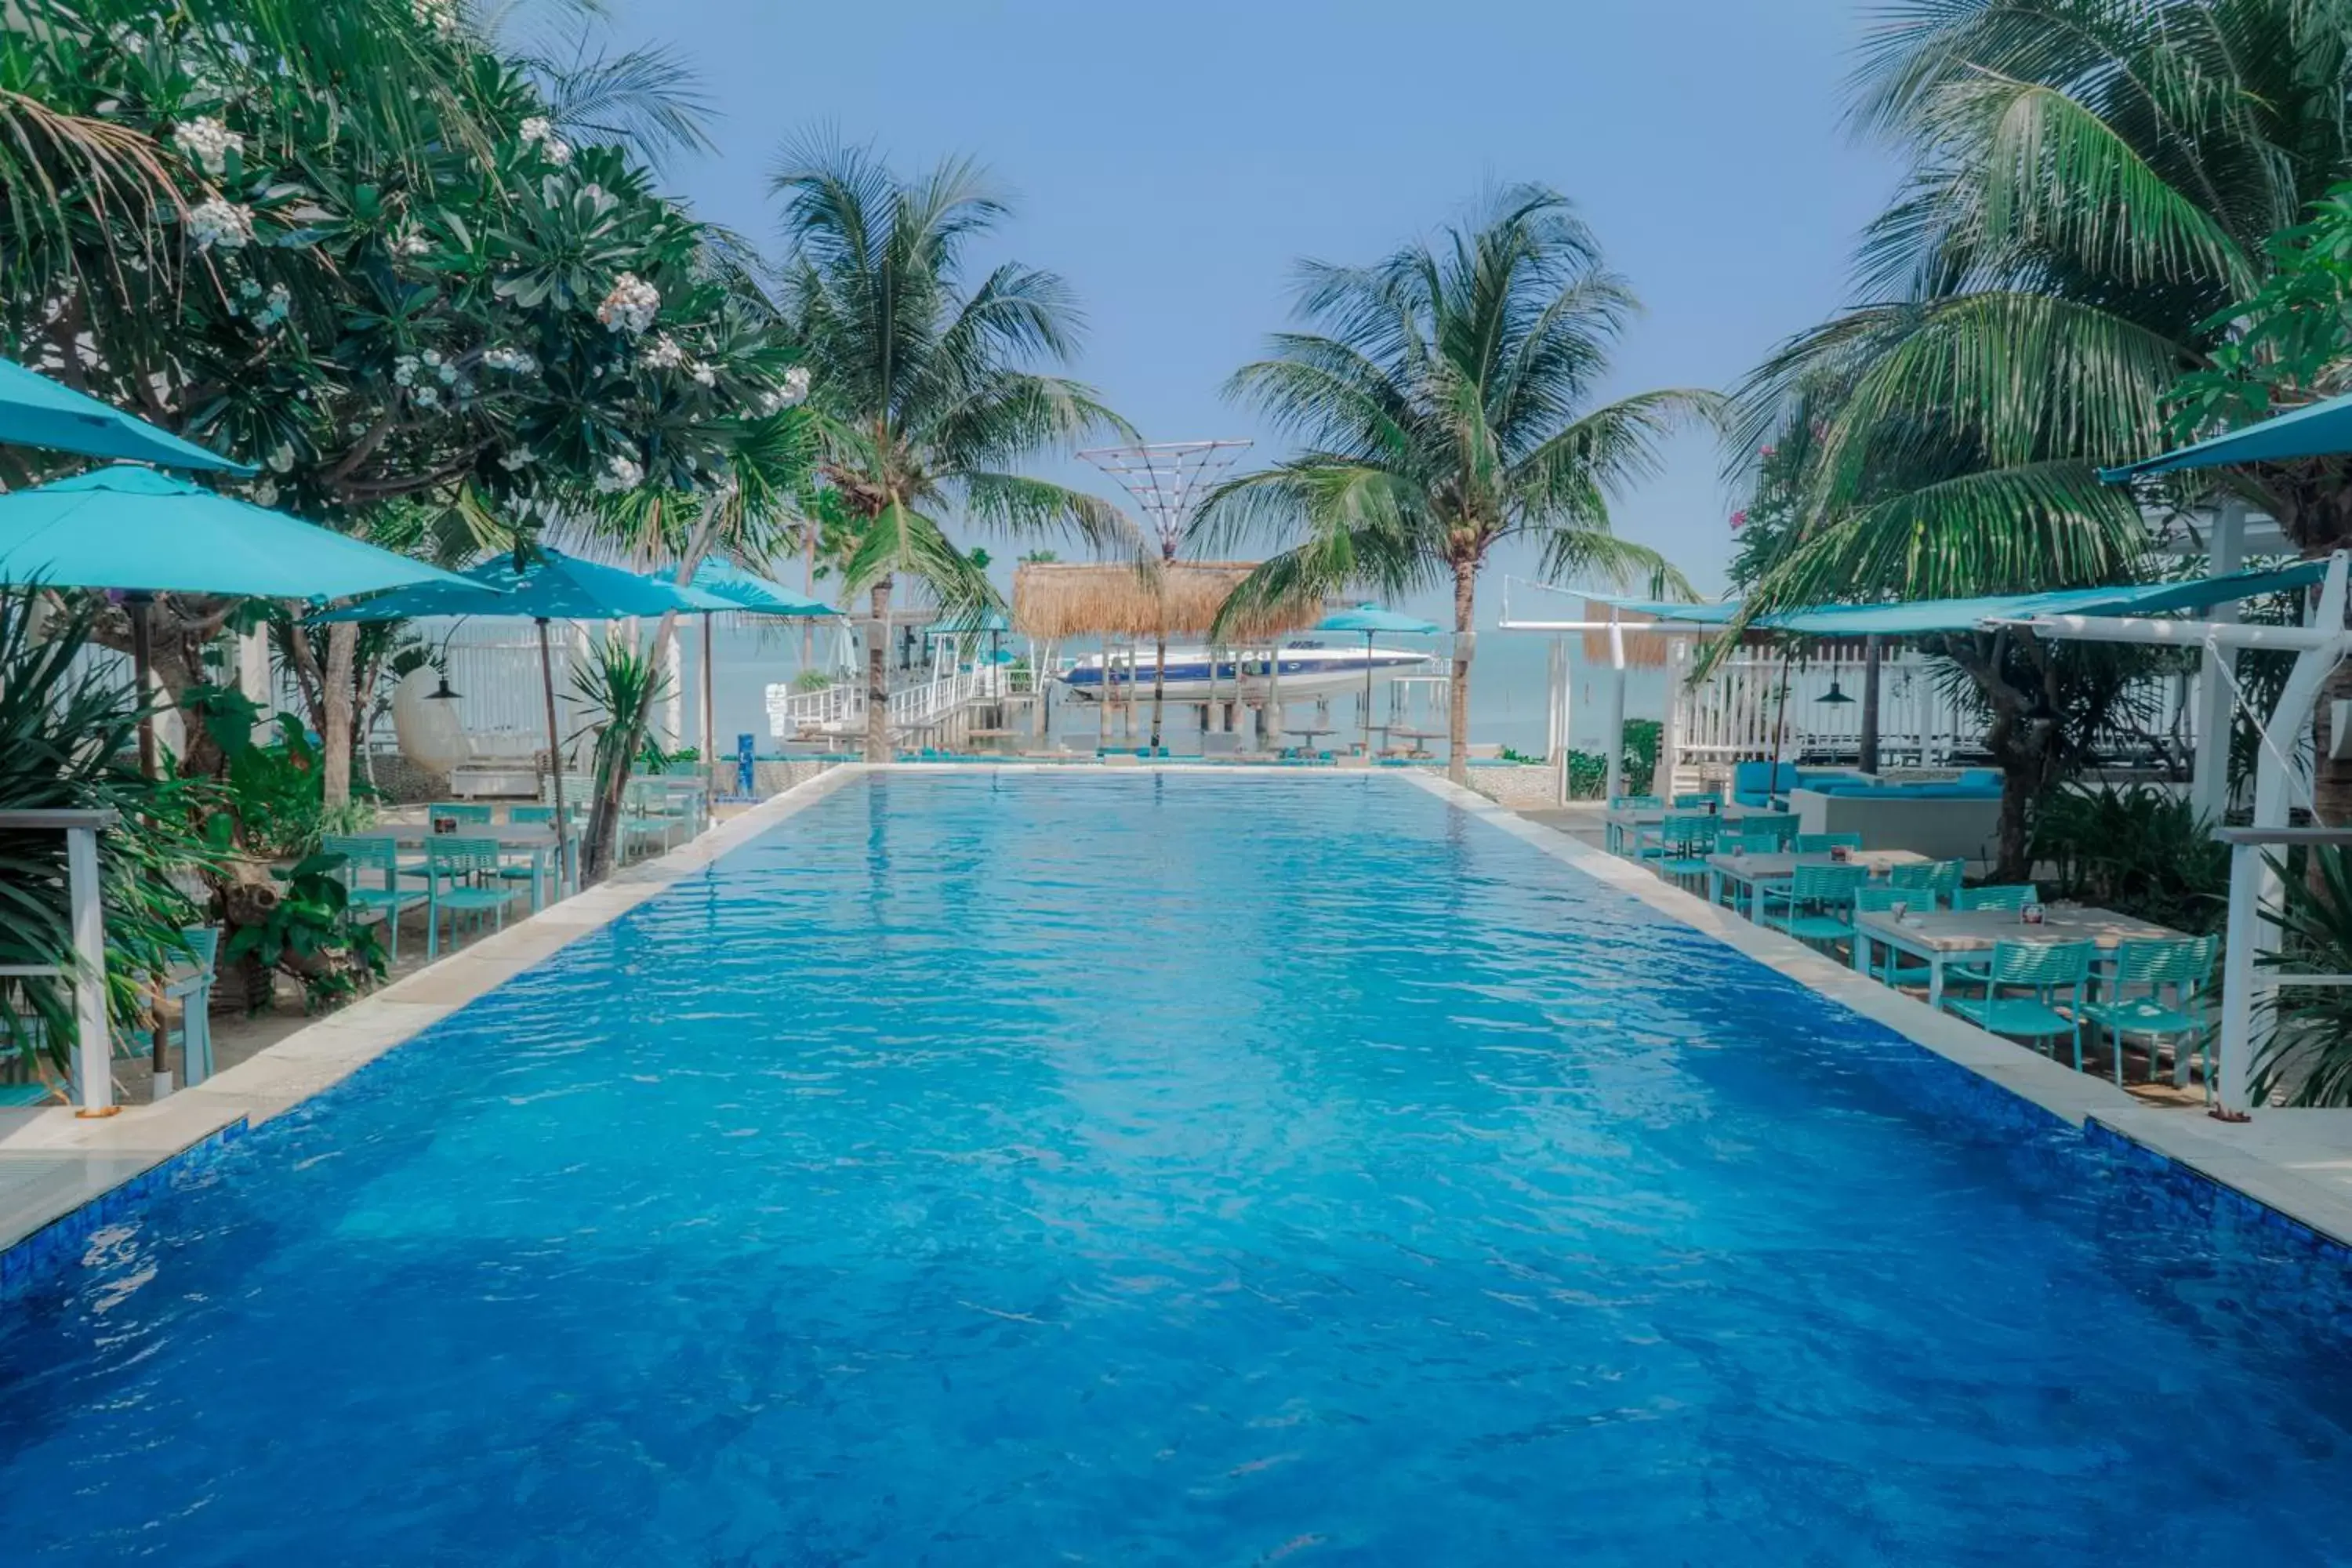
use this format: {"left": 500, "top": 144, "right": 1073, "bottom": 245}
{"left": 2, "top": 0, "right": 807, "bottom": 806}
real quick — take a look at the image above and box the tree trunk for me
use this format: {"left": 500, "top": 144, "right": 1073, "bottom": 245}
{"left": 2314, "top": 661, "right": 2352, "bottom": 828}
{"left": 1446, "top": 556, "right": 1477, "bottom": 786}
{"left": 321, "top": 620, "right": 357, "bottom": 809}
{"left": 864, "top": 576, "right": 893, "bottom": 764}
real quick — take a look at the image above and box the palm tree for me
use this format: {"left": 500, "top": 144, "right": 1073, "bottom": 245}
{"left": 1730, "top": 0, "right": 2352, "bottom": 866}
{"left": 771, "top": 138, "right": 1135, "bottom": 764}
{"left": 1193, "top": 185, "right": 1710, "bottom": 783}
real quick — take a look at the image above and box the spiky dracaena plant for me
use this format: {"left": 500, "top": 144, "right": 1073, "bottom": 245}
{"left": 0, "top": 589, "right": 211, "bottom": 1091}
{"left": 1192, "top": 184, "right": 1711, "bottom": 785}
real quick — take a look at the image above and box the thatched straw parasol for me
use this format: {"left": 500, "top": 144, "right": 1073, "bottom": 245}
{"left": 1011, "top": 560, "right": 1322, "bottom": 641}
{"left": 1575, "top": 598, "right": 1677, "bottom": 670}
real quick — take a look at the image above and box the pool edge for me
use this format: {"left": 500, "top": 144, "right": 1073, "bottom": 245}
{"left": 0, "top": 764, "right": 872, "bottom": 1298}
{"left": 1393, "top": 769, "right": 2352, "bottom": 1260}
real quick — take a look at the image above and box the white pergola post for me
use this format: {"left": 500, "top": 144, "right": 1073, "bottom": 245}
{"left": 1546, "top": 637, "right": 1566, "bottom": 805}
{"left": 2190, "top": 499, "right": 2246, "bottom": 823}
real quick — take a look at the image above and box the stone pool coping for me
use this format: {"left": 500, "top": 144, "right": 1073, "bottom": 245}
{"left": 5, "top": 761, "right": 2349, "bottom": 1298}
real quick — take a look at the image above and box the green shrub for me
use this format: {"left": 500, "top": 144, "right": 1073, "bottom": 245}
{"left": 2029, "top": 781, "right": 2226, "bottom": 935}
{"left": 2255, "top": 846, "right": 2352, "bottom": 1106}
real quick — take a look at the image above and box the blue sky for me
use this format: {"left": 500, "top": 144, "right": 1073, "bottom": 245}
{"left": 607, "top": 0, "right": 1896, "bottom": 601}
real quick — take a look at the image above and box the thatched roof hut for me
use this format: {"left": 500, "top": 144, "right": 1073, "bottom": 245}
{"left": 1576, "top": 597, "right": 1679, "bottom": 669}
{"left": 1011, "top": 560, "right": 1322, "bottom": 642}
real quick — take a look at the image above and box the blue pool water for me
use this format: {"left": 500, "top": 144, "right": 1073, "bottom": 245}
{"left": 3, "top": 774, "right": 2350, "bottom": 1565}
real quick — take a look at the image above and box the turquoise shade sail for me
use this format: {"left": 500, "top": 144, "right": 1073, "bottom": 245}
{"left": 0, "top": 358, "right": 253, "bottom": 474}
{"left": 0, "top": 464, "right": 476, "bottom": 597}
{"left": 689, "top": 559, "right": 837, "bottom": 616}
{"left": 1581, "top": 562, "right": 2328, "bottom": 637}
{"left": 2101, "top": 391, "right": 2352, "bottom": 481}
{"left": 317, "top": 548, "right": 737, "bottom": 622}
{"left": 1314, "top": 602, "right": 1443, "bottom": 635}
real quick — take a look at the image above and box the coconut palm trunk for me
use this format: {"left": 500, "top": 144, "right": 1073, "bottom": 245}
{"left": 864, "top": 577, "right": 893, "bottom": 764}
{"left": 1447, "top": 557, "right": 1476, "bottom": 784}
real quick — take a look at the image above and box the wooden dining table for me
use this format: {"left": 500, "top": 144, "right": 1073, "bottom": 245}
{"left": 1704, "top": 848, "right": 1931, "bottom": 923}
{"left": 1852, "top": 905, "right": 2187, "bottom": 1007}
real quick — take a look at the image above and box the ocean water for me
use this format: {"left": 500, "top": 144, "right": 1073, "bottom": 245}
{"left": 2, "top": 774, "right": 2348, "bottom": 1564}
{"left": 694, "top": 622, "right": 1668, "bottom": 755}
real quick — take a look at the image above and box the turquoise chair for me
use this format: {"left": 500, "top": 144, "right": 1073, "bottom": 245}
{"left": 2081, "top": 936, "right": 2219, "bottom": 1091}
{"left": 1655, "top": 813, "right": 1719, "bottom": 891}
{"left": 621, "top": 778, "right": 691, "bottom": 858}
{"left": 160, "top": 927, "right": 219, "bottom": 1083}
{"left": 1795, "top": 832, "right": 1863, "bottom": 854}
{"left": 1852, "top": 886, "right": 1934, "bottom": 988}
{"left": 509, "top": 804, "right": 558, "bottom": 825}
{"left": 1944, "top": 940, "right": 2096, "bottom": 1068}
{"left": 1724, "top": 829, "right": 1784, "bottom": 855}
{"left": 322, "top": 834, "right": 427, "bottom": 962}
{"left": 1672, "top": 792, "right": 1722, "bottom": 810}
{"left": 425, "top": 801, "right": 492, "bottom": 825}
{"left": 1956, "top": 884, "right": 2034, "bottom": 912}
{"left": 1608, "top": 794, "right": 1662, "bottom": 810}
{"left": 1759, "top": 862, "right": 1871, "bottom": 950}
{"left": 1890, "top": 858, "right": 1964, "bottom": 907}
{"left": 421, "top": 837, "right": 524, "bottom": 958}
{"left": 1739, "top": 812, "right": 1799, "bottom": 849}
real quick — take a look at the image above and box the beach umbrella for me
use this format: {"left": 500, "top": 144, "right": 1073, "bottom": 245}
{"left": 1314, "top": 603, "right": 1442, "bottom": 756}
{"left": 686, "top": 560, "right": 837, "bottom": 765}
{"left": 319, "top": 550, "right": 735, "bottom": 883}
{"left": 0, "top": 464, "right": 481, "bottom": 771}
{"left": 0, "top": 358, "right": 254, "bottom": 474}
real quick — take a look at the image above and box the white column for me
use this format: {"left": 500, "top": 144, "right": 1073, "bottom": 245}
{"left": 1602, "top": 620, "right": 1628, "bottom": 801}
{"left": 2216, "top": 550, "right": 2347, "bottom": 1115}
{"left": 237, "top": 626, "right": 272, "bottom": 715}
{"left": 1548, "top": 637, "right": 1568, "bottom": 805}
{"left": 2190, "top": 499, "right": 2246, "bottom": 823}
{"left": 1658, "top": 638, "right": 1686, "bottom": 797}
{"left": 67, "top": 826, "right": 111, "bottom": 1117}
{"left": 658, "top": 622, "right": 684, "bottom": 751}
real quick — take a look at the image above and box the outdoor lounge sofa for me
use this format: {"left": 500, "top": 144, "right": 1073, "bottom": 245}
{"left": 1788, "top": 769, "right": 2003, "bottom": 865}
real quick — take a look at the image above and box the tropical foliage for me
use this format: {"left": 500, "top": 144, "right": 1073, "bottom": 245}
{"left": 1194, "top": 185, "right": 1709, "bottom": 782}
{"left": 3, "top": 0, "right": 808, "bottom": 804}
{"left": 1726, "top": 0, "right": 2352, "bottom": 869}
{"left": 2030, "top": 780, "right": 2227, "bottom": 935}
{"left": 0, "top": 590, "right": 210, "bottom": 1083}
{"left": 771, "top": 136, "right": 1135, "bottom": 762}
{"left": 2253, "top": 847, "right": 2352, "bottom": 1106}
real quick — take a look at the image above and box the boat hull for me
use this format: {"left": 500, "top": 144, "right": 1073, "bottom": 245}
{"left": 1058, "top": 647, "right": 1432, "bottom": 703}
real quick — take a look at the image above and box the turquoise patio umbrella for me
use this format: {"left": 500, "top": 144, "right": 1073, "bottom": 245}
{"left": 2103, "top": 390, "right": 2352, "bottom": 480}
{"left": 0, "top": 357, "right": 253, "bottom": 474}
{"left": 321, "top": 549, "right": 738, "bottom": 870}
{"left": 1314, "top": 602, "right": 1442, "bottom": 755}
{"left": 685, "top": 558, "right": 837, "bottom": 765}
{"left": 0, "top": 463, "right": 482, "bottom": 771}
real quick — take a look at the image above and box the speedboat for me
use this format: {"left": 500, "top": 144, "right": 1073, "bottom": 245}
{"left": 1057, "top": 641, "right": 1434, "bottom": 702}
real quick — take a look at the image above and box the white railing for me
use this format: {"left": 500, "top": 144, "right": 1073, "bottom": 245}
{"left": 766, "top": 662, "right": 1004, "bottom": 741}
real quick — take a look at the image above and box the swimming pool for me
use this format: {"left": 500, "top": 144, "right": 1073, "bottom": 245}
{"left": 2, "top": 772, "right": 2348, "bottom": 1564}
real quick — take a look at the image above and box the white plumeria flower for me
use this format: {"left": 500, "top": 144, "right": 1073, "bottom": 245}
{"left": 170, "top": 117, "right": 243, "bottom": 176}
{"left": 518, "top": 116, "right": 573, "bottom": 167}
{"left": 593, "top": 452, "right": 643, "bottom": 493}
{"left": 596, "top": 273, "right": 659, "bottom": 336}
{"left": 267, "top": 442, "right": 295, "bottom": 474}
{"left": 499, "top": 445, "right": 535, "bottom": 471}
{"left": 412, "top": 0, "right": 459, "bottom": 39}
{"left": 637, "top": 333, "right": 686, "bottom": 371}
{"left": 690, "top": 362, "right": 716, "bottom": 388}
{"left": 250, "top": 480, "right": 279, "bottom": 508}
{"left": 481, "top": 347, "right": 538, "bottom": 374}
{"left": 187, "top": 197, "right": 254, "bottom": 252}
{"left": 413, "top": 385, "right": 441, "bottom": 408}
{"left": 392, "top": 354, "right": 420, "bottom": 387}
